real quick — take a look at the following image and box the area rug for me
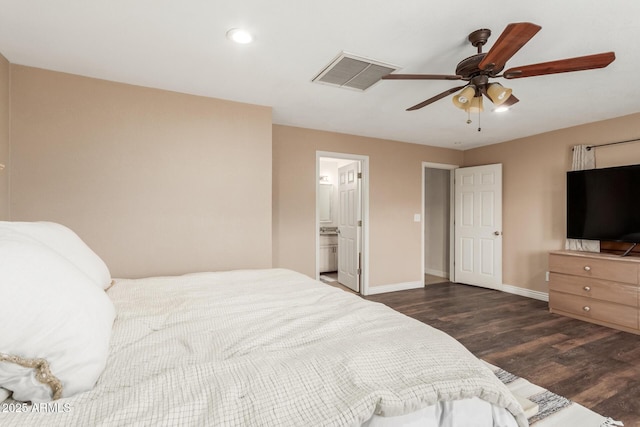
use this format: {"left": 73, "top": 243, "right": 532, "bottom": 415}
{"left": 483, "top": 362, "right": 624, "bottom": 426}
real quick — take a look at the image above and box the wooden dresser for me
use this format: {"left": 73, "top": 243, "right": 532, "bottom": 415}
{"left": 549, "top": 250, "right": 640, "bottom": 334}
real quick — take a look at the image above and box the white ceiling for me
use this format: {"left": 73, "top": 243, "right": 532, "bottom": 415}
{"left": 1, "top": 1, "right": 638, "bottom": 150}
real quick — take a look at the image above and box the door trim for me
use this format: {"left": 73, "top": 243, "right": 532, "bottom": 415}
{"left": 422, "top": 162, "right": 459, "bottom": 285}
{"left": 316, "top": 151, "right": 370, "bottom": 295}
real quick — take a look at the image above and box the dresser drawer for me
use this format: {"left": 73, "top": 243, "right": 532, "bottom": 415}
{"left": 549, "top": 253, "right": 638, "bottom": 284}
{"left": 550, "top": 291, "right": 638, "bottom": 329}
{"left": 549, "top": 272, "right": 639, "bottom": 307}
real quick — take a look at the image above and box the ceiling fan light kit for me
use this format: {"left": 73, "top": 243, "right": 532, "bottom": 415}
{"left": 467, "top": 96, "right": 483, "bottom": 113}
{"left": 486, "top": 83, "right": 512, "bottom": 106}
{"left": 382, "top": 21, "right": 616, "bottom": 123}
{"left": 452, "top": 85, "right": 477, "bottom": 109}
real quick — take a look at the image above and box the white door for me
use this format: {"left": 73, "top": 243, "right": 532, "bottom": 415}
{"left": 454, "top": 164, "right": 502, "bottom": 290}
{"left": 338, "top": 162, "right": 361, "bottom": 291}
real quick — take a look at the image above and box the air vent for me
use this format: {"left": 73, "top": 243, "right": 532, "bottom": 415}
{"left": 312, "top": 52, "right": 399, "bottom": 91}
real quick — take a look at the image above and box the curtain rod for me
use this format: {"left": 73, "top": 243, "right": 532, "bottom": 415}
{"left": 585, "top": 137, "right": 640, "bottom": 151}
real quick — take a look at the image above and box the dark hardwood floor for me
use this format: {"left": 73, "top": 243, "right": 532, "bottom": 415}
{"left": 365, "top": 282, "right": 640, "bottom": 426}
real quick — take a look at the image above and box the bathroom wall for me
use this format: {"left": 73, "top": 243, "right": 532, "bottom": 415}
{"left": 318, "top": 159, "right": 339, "bottom": 228}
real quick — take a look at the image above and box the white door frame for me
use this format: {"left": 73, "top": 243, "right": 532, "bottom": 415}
{"left": 422, "top": 162, "right": 459, "bottom": 284}
{"left": 316, "top": 151, "right": 370, "bottom": 295}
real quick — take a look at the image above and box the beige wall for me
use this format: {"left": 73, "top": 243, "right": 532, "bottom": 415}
{"left": 0, "top": 53, "right": 9, "bottom": 220}
{"left": 6, "top": 60, "right": 639, "bottom": 294}
{"left": 464, "top": 113, "right": 640, "bottom": 293}
{"left": 10, "top": 65, "right": 273, "bottom": 278}
{"left": 273, "top": 124, "right": 463, "bottom": 288}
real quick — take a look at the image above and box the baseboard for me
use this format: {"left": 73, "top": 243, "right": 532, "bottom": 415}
{"left": 363, "top": 280, "right": 548, "bottom": 300}
{"left": 501, "top": 283, "right": 549, "bottom": 302}
{"left": 366, "top": 280, "right": 423, "bottom": 296}
{"left": 425, "top": 268, "right": 449, "bottom": 279}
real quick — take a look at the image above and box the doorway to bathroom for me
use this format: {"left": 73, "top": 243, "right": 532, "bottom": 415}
{"left": 316, "top": 152, "right": 369, "bottom": 295}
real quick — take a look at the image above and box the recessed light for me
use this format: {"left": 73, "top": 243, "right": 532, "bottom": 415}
{"left": 226, "top": 28, "right": 253, "bottom": 44}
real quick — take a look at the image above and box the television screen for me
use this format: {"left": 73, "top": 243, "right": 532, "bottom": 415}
{"left": 567, "top": 164, "right": 640, "bottom": 243}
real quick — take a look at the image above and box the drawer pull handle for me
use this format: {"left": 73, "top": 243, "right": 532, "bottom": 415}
{"left": 583, "top": 306, "right": 591, "bottom": 312}
{"left": 583, "top": 286, "right": 591, "bottom": 292}
{"left": 584, "top": 266, "right": 591, "bottom": 271}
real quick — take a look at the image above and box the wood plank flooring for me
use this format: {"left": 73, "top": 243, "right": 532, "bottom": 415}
{"left": 364, "top": 282, "right": 640, "bottom": 426}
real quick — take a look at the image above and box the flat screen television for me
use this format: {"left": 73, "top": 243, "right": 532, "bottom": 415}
{"left": 567, "top": 164, "right": 640, "bottom": 243}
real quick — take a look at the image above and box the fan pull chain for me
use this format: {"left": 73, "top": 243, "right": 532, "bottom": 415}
{"left": 464, "top": 108, "right": 482, "bottom": 132}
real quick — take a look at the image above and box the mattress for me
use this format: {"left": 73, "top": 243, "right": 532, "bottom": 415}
{"left": 1, "top": 268, "right": 526, "bottom": 426}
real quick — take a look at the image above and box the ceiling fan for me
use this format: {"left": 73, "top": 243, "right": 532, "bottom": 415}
{"left": 382, "top": 22, "right": 615, "bottom": 113}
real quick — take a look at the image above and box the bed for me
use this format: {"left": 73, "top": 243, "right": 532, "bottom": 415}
{"left": 0, "top": 222, "right": 527, "bottom": 426}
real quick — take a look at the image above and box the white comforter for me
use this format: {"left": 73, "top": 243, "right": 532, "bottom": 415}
{"left": 3, "top": 269, "right": 526, "bottom": 426}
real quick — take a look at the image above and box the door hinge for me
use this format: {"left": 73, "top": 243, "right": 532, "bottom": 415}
{"left": 357, "top": 268, "right": 362, "bottom": 275}
{"left": 358, "top": 220, "right": 362, "bottom": 227}
{"left": 357, "top": 172, "right": 362, "bottom": 179}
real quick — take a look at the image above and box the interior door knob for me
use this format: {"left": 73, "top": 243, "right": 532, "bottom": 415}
{"left": 494, "top": 231, "right": 501, "bottom": 236}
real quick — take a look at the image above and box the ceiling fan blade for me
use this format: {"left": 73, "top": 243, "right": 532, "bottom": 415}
{"left": 406, "top": 85, "right": 467, "bottom": 111}
{"left": 502, "top": 52, "right": 616, "bottom": 79}
{"left": 382, "top": 74, "right": 463, "bottom": 81}
{"left": 479, "top": 85, "right": 519, "bottom": 108}
{"left": 478, "top": 22, "right": 541, "bottom": 72}
{"left": 502, "top": 94, "right": 519, "bottom": 107}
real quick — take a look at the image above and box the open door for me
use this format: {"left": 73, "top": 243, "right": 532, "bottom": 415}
{"left": 453, "top": 164, "right": 502, "bottom": 290}
{"left": 338, "top": 162, "right": 361, "bottom": 292}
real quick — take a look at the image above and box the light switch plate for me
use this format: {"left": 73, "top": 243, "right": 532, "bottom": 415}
{"left": 414, "top": 214, "right": 421, "bottom": 222}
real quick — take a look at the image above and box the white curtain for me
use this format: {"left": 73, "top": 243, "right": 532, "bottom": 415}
{"left": 565, "top": 145, "right": 600, "bottom": 252}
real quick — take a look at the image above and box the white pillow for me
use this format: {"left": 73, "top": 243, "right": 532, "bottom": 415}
{"left": 0, "top": 230, "right": 115, "bottom": 402}
{"left": 0, "top": 387, "right": 9, "bottom": 403}
{"left": 0, "top": 221, "right": 111, "bottom": 289}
